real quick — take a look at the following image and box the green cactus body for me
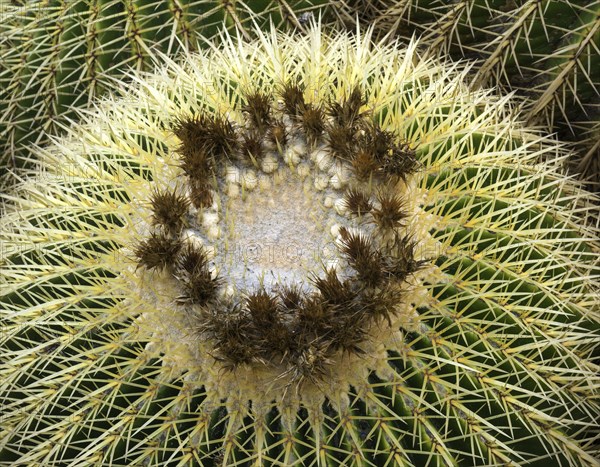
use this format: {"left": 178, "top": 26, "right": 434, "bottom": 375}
{"left": 338, "top": 0, "right": 600, "bottom": 186}
{"left": 1, "top": 25, "right": 599, "bottom": 466}
{"left": 0, "top": 0, "right": 329, "bottom": 180}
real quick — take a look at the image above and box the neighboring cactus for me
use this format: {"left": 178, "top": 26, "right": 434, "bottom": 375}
{"left": 0, "top": 0, "right": 328, "bottom": 183}
{"left": 1, "top": 24, "right": 599, "bottom": 466}
{"left": 335, "top": 0, "right": 600, "bottom": 187}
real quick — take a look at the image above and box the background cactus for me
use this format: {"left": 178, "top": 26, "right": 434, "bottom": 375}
{"left": 1, "top": 25, "right": 599, "bottom": 466}
{"left": 0, "top": 0, "right": 329, "bottom": 187}
{"left": 335, "top": 0, "right": 600, "bottom": 189}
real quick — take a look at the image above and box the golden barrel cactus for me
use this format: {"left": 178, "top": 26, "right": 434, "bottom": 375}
{"left": 1, "top": 24, "right": 599, "bottom": 466}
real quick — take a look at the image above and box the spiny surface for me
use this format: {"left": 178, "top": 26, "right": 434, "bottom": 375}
{"left": 128, "top": 82, "right": 423, "bottom": 385}
{"left": 336, "top": 0, "right": 600, "bottom": 188}
{"left": 1, "top": 25, "right": 599, "bottom": 466}
{"left": 0, "top": 0, "right": 330, "bottom": 186}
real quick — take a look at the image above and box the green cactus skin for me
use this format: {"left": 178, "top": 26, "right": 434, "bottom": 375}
{"left": 1, "top": 24, "right": 599, "bottom": 466}
{"left": 0, "top": 0, "right": 329, "bottom": 185}
{"left": 336, "top": 0, "right": 600, "bottom": 188}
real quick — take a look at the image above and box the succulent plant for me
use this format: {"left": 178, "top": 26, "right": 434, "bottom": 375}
{"left": 335, "top": 0, "right": 600, "bottom": 187}
{"left": 1, "top": 24, "right": 599, "bottom": 466}
{"left": 0, "top": 0, "right": 328, "bottom": 185}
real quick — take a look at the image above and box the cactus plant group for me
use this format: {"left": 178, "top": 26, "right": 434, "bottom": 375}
{"left": 1, "top": 25, "right": 599, "bottom": 465}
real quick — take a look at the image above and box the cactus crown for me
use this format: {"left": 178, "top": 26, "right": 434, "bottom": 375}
{"left": 132, "top": 78, "right": 425, "bottom": 390}
{"left": 1, "top": 24, "right": 599, "bottom": 466}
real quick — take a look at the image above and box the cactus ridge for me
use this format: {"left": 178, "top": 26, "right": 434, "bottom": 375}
{"left": 1, "top": 24, "right": 599, "bottom": 466}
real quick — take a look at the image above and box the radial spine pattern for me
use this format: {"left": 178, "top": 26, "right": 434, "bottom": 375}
{"left": 1, "top": 24, "right": 599, "bottom": 466}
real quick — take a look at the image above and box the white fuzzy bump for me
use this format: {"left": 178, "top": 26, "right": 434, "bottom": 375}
{"left": 314, "top": 174, "right": 329, "bottom": 191}
{"left": 286, "top": 139, "right": 306, "bottom": 163}
{"left": 242, "top": 170, "right": 258, "bottom": 190}
{"left": 330, "top": 174, "right": 343, "bottom": 189}
{"left": 225, "top": 166, "right": 240, "bottom": 184}
{"left": 261, "top": 155, "right": 278, "bottom": 174}
{"left": 323, "top": 196, "right": 334, "bottom": 208}
{"left": 202, "top": 212, "right": 219, "bottom": 228}
{"left": 227, "top": 183, "right": 240, "bottom": 198}
{"left": 334, "top": 198, "right": 347, "bottom": 215}
{"left": 313, "top": 149, "right": 332, "bottom": 171}
{"left": 296, "top": 163, "right": 310, "bottom": 179}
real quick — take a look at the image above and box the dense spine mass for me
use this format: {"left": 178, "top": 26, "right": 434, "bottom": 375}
{"left": 133, "top": 86, "right": 421, "bottom": 384}
{"left": 0, "top": 25, "right": 599, "bottom": 466}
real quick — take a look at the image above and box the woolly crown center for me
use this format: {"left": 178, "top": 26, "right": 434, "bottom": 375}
{"left": 223, "top": 174, "right": 338, "bottom": 292}
{"left": 133, "top": 82, "right": 423, "bottom": 385}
